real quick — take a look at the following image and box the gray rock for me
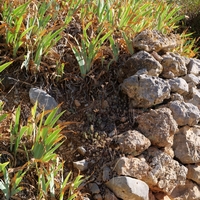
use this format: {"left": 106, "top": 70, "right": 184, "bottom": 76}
{"left": 187, "top": 164, "right": 200, "bottom": 184}
{"left": 161, "top": 53, "right": 187, "bottom": 78}
{"left": 88, "top": 183, "right": 100, "bottom": 194}
{"left": 118, "top": 51, "right": 163, "bottom": 81}
{"left": 121, "top": 74, "right": 171, "bottom": 108}
{"left": 137, "top": 108, "right": 178, "bottom": 147}
{"left": 73, "top": 159, "right": 88, "bottom": 171}
{"left": 173, "top": 126, "right": 200, "bottom": 164}
{"left": 168, "top": 100, "right": 200, "bottom": 126}
{"left": 143, "top": 147, "right": 188, "bottom": 194}
{"left": 168, "top": 77, "right": 189, "bottom": 94}
{"left": 29, "top": 88, "right": 59, "bottom": 111}
{"left": 112, "top": 130, "right": 151, "bottom": 155}
{"left": 170, "top": 180, "right": 200, "bottom": 200}
{"left": 187, "top": 58, "right": 200, "bottom": 75}
{"left": 106, "top": 176, "right": 149, "bottom": 200}
{"left": 132, "top": 29, "right": 178, "bottom": 52}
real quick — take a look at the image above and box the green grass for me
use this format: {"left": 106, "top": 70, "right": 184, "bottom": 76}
{"left": 0, "top": 0, "right": 198, "bottom": 77}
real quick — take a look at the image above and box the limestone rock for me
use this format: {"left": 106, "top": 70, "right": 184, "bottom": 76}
{"left": 168, "top": 100, "right": 200, "bottom": 126}
{"left": 118, "top": 51, "right": 163, "bottom": 81}
{"left": 132, "top": 29, "right": 178, "bottom": 52}
{"left": 161, "top": 53, "right": 187, "bottom": 78}
{"left": 121, "top": 74, "right": 171, "bottom": 108}
{"left": 112, "top": 130, "right": 151, "bottom": 155}
{"left": 106, "top": 176, "right": 149, "bottom": 200}
{"left": 29, "top": 88, "right": 59, "bottom": 111}
{"left": 187, "top": 58, "right": 200, "bottom": 75}
{"left": 173, "top": 126, "right": 200, "bottom": 164}
{"left": 170, "top": 180, "right": 200, "bottom": 200}
{"left": 187, "top": 164, "right": 200, "bottom": 184}
{"left": 143, "top": 147, "right": 188, "bottom": 194}
{"left": 168, "top": 77, "right": 189, "bottom": 94}
{"left": 137, "top": 108, "right": 178, "bottom": 147}
{"left": 115, "top": 157, "right": 150, "bottom": 180}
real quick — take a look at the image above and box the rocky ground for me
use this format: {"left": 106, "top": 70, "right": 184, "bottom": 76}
{"left": 0, "top": 28, "right": 200, "bottom": 200}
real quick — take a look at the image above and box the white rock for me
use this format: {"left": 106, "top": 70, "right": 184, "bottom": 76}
{"left": 106, "top": 176, "right": 149, "bottom": 200}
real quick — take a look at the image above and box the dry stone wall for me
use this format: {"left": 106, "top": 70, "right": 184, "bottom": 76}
{"left": 108, "top": 30, "right": 200, "bottom": 200}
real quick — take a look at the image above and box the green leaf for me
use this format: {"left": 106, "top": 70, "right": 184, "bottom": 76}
{"left": 0, "top": 61, "right": 13, "bottom": 73}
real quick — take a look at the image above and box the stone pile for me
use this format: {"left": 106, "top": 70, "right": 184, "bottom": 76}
{"left": 107, "top": 30, "right": 200, "bottom": 200}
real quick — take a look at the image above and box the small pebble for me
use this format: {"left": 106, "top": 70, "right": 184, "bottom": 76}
{"left": 74, "top": 99, "right": 81, "bottom": 107}
{"left": 77, "top": 146, "right": 87, "bottom": 156}
{"left": 73, "top": 159, "right": 88, "bottom": 171}
{"left": 102, "top": 166, "right": 111, "bottom": 182}
{"left": 88, "top": 183, "right": 100, "bottom": 194}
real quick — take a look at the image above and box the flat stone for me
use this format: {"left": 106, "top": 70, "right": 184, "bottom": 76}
{"left": 137, "top": 108, "right": 178, "bottom": 147}
{"left": 173, "top": 126, "right": 200, "bottom": 164}
{"left": 29, "top": 88, "right": 59, "bottom": 111}
{"left": 106, "top": 176, "right": 149, "bottom": 200}
{"left": 112, "top": 130, "right": 151, "bottom": 155}
{"left": 168, "top": 100, "right": 200, "bottom": 126}
{"left": 121, "top": 74, "right": 171, "bottom": 108}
